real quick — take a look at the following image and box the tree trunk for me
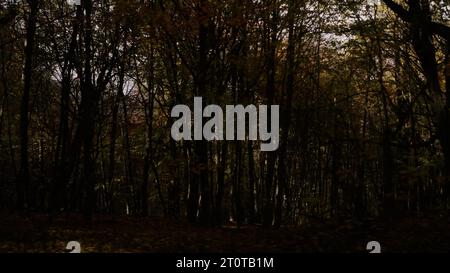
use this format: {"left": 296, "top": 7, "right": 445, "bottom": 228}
{"left": 18, "top": 0, "right": 39, "bottom": 212}
{"left": 263, "top": 0, "right": 278, "bottom": 227}
{"left": 275, "top": 1, "right": 295, "bottom": 227}
{"left": 80, "top": 0, "right": 98, "bottom": 223}
{"left": 142, "top": 49, "right": 155, "bottom": 217}
{"left": 194, "top": 0, "right": 212, "bottom": 226}
{"left": 50, "top": 4, "right": 82, "bottom": 218}
{"left": 216, "top": 141, "right": 227, "bottom": 225}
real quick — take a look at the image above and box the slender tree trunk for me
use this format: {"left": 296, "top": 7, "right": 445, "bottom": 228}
{"left": 194, "top": 0, "right": 212, "bottom": 226}
{"left": 142, "top": 49, "right": 155, "bottom": 217}
{"left": 216, "top": 141, "right": 227, "bottom": 225}
{"left": 108, "top": 38, "right": 126, "bottom": 214}
{"left": 18, "top": 0, "right": 39, "bottom": 212}
{"left": 80, "top": 0, "right": 98, "bottom": 223}
{"left": 263, "top": 0, "right": 278, "bottom": 227}
{"left": 275, "top": 1, "right": 295, "bottom": 227}
{"left": 108, "top": 91, "right": 119, "bottom": 213}
{"left": 186, "top": 143, "right": 199, "bottom": 223}
{"left": 247, "top": 141, "right": 255, "bottom": 224}
{"left": 442, "top": 46, "right": 450, "bottom": 206}
{"left": 50, "top": 4, "right": 82, "bottom": 218}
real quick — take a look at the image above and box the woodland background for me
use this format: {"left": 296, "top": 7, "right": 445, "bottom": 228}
{"left": 1, "top": 0, "right": 450, "bottom": 252}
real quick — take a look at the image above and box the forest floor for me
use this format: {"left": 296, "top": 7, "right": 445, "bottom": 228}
{"left": 0, "top": 212, "right": 449, "bottom": 253}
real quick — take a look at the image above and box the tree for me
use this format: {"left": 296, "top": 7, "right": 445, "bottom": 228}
{"left": 18, "top": 0, "right": 39, "bottom": 212}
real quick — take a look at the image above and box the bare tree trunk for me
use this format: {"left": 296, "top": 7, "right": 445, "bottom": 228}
{"left": 194, "top": 0, "right": 212, "bottom": 226}
{"left": 80, "top": 0, "right": 98, "bottom": 223}
{"left": 18, "top": 0, "right": 39, "bottom": 212}
{"left": 443, "top": 45, "right": 450, "bottom": 206}
{"left": 50, "top": 4, "right": 82, "bottom": 218}
{"left": 263, "top": 0, "right": 278, "bottom": 227}
{"left": 275, "top": 0, "right": 296, "bottom": 227}
{"left": 216, "top": 141, "right": 227, "bottom": 225}
{"left": 247, "top": 141, "right": 256, "bottom": 224}
{"left": 108, "top": 36, "right": 126, "bottom": 214}
{"left": 142, "top": 49, "right": 155, "bottom": 217}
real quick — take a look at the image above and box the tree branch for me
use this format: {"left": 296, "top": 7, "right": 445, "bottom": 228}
{"left": 382, "top": 0, "right": 450, "bottom": 41}
{"left": 382, "top": 0, "right": 412, "bottom": 22}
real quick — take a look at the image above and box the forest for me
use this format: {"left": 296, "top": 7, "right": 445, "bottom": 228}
{"left": 1, "top": 0, "right": 450, "bottom": 253}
